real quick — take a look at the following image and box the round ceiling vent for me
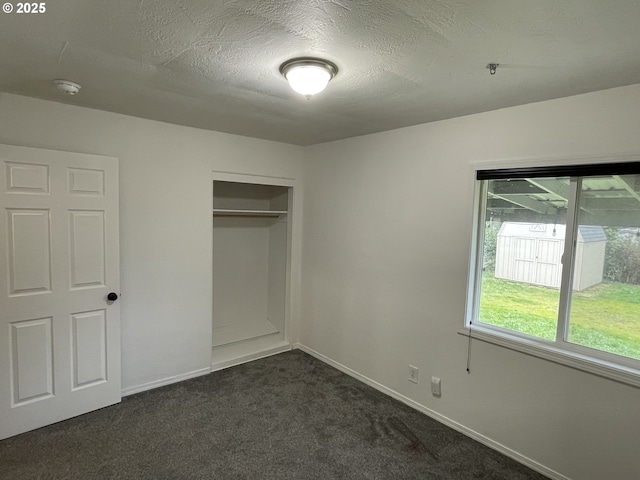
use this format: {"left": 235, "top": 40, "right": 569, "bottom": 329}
{"left": 53, "top": 79, "right": 82, "bottom": 96}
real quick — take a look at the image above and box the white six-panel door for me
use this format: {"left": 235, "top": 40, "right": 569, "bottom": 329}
{"left": 0, "top": 144, "right": 120, "bottom": 439}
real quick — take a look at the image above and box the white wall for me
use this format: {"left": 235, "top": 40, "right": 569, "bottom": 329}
{"left": 0, "top": 93, "right": 303, "bottom": 393}
{"left": 300, "top": 84, "right": 640, "bottom": 480}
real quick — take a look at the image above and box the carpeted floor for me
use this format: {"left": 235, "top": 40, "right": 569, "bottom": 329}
{"left": 0, "top": 350, "right": 548, "bottom": 479}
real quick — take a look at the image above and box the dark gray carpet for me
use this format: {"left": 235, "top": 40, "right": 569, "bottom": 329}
{"left": 0, "top": 350, "right": 548, "bottom": 479}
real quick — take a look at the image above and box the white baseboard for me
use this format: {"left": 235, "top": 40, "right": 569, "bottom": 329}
{"left": 121, "top": 367, "right": 211, "bottom": 397}
{"left": 122, "top": 343, "right": 292, "bottom": 397}
{"left": 212, "top": 318, "right": 279, "bottom": 347}
{"left": 211, "top": 342, "right": 291, "bottom": 372}
{"left": 293, "top": 343, "right": 569, "bottom": 480}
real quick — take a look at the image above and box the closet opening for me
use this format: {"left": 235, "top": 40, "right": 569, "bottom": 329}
{"left": 211, "top": 173, "right": 294, "bottom": 370}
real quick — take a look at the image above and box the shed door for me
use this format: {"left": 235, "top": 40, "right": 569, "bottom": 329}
{"left": 512, "top": 237, "right": 536, "bottom": 283}
{"left": 534, "top": 238, "right": 562, "bottom": 287}
{"left": 0, "top": 144, "right": 120, "bottom": 439}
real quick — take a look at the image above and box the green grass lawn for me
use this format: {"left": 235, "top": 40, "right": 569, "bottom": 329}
{"left": 478, "top": 275, "right": 640, "bottom": 361}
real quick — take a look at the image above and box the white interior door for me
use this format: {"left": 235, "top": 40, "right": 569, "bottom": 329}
{"left": 0, "top": 144, "right": 120, "bottom": 440}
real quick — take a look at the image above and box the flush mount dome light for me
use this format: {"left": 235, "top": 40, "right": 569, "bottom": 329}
{"left": 279, "top": 58, "right": 338, "bottom": 97}
{"left": 54, "top": 79, "right": 82, "bottom": 96}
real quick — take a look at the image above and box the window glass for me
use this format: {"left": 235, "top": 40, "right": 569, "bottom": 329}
{"left": 567, "top": 175, "right": 640, "bottom": 361}
{"left": 477, "top": 178, "right": 568, "bottom": 340}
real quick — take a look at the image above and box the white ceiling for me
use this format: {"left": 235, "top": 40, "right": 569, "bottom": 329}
{"left": 1, "top": 1, "right": 640, "bottom": 146}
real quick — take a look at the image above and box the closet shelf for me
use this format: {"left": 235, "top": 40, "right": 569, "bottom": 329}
{"left": 212, "top": 208, "right": 287, "bottom": 218}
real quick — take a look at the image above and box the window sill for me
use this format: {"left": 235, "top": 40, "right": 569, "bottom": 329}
{"left": 458, "top": 325, "right": 640, "bottom": 388}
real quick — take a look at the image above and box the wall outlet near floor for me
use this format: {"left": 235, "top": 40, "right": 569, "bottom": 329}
{"left": 431, "top": 376, "right": 442, "bottom": 397}
{"left": 408, "top": 365, "right": 419, "bottom": 384}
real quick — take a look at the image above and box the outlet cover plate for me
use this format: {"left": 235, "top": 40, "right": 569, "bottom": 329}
{"left": 431, "top": 376, "right": 441, "bottom": 396}
{"left": 408, "top": 365, "right": 419, "bottom": 384}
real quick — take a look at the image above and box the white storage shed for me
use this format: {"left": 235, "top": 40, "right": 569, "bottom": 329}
{"left": 494, "top": 222, "right": 606, "bottom": 291}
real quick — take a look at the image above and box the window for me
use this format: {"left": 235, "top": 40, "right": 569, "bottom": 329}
{"left": 466, "top": 161, "right": 640, "bottom": 385}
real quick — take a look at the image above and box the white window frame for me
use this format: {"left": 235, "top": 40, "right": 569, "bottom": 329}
{"left": 462, "top": 155, "right": 640, "bottom": 388}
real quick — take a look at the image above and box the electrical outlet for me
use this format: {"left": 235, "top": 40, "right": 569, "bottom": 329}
{"left": 408, "top": 365, "right": 419, "bottom": 384}
{"left": 431, "top": 376, "right": 441, "bottom": 397}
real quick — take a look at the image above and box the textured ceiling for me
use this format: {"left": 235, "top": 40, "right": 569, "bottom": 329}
{"left": 1, "top": 0, "right": 640, "bottom": 145}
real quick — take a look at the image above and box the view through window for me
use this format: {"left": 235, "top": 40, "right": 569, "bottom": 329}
{"left": 471, "top": 165, "right": 640, "bottom": 370}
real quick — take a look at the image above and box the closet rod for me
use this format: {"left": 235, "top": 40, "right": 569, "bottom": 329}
{"left": 212, "top": 208, "right": 286, "bottom": 218}
{"left": 213, "top": 213, "right": 281, "bottom": 218}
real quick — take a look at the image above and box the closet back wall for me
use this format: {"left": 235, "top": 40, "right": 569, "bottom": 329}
{"left": 0, "top": 93, "right": 303, "bottom": 393}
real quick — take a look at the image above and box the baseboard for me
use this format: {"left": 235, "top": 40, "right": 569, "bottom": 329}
{"left": 211, "top": 342, "right": 292, "bottom": 372}
{"left": 122, "top": 343, "right": 292, "bottom": 397}
{"left": 121, "top": 367, "right": 211, "bottom": 397}
{"left": 293, "top": 343, "right": 569, "bottom": 480}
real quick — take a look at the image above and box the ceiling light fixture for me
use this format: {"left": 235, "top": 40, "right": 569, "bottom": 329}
{"left": 279, "top": 58, "right": 338, "bottom": 97}
{"left": 54, "top": 79, "right": 82, "bottom": 96}
{"left": 487, "top": 63, "right": 499, "bottom": 75}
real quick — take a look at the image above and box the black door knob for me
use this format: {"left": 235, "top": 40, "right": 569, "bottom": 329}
{"left": 107, "top": 292, "right": 118, "bottom": 302}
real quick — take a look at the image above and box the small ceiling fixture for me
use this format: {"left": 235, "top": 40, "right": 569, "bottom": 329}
{"left": 487, "top": 63, "right": 499, "bottom": 75}
{"left": 54, "top": 79, "right": 82, "bottom": 96}
{"left": 279, "top": 58, "right": 338, "bottom": 97}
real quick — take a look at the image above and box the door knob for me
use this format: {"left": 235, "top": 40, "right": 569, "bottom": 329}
{"left": 107, "top": 292, "right": 119, "bottom": 302}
